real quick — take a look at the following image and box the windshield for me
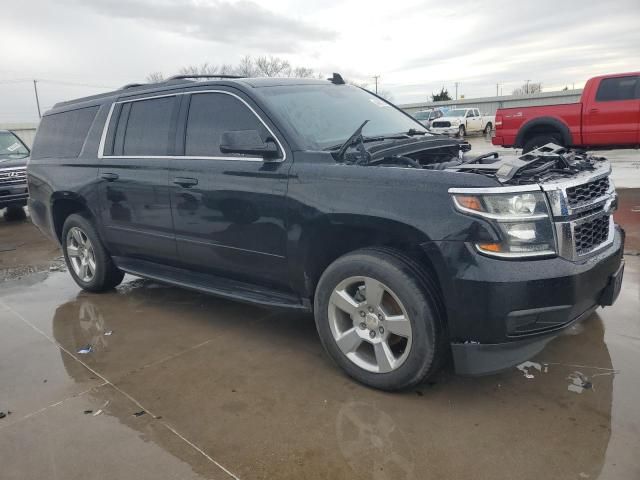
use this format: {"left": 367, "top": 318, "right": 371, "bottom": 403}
{"left": 0, "top": 131, "right": 29, "bottom": 158}
{"left": 446, "top": 110, "right": 467, "bottom": 117}
{"left": 413, "top": 111, "right": 432, "bottom": 120}
{"left": 257, "top": 85, "right": 428, "bottom": 149}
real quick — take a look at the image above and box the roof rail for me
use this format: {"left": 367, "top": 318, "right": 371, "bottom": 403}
{"left": 166, "top": 74, "right": 246, "bottom": 81}
{"left": 120, "top": 83, "right": 145, "bottom": 89}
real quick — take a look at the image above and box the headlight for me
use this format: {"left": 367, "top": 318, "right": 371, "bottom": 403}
{"left": 451, "top": 190, "right": 556, "bottom": 258}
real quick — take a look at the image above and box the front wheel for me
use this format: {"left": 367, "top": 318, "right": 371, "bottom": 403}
{"left": 62, "top": 214, "right": 124, "bottom": 292}
{"left": 457, "top": 125, "right": 465, "bottom": 138}
{"left": 314, "top": 248, "right": 444, "bottom": 391}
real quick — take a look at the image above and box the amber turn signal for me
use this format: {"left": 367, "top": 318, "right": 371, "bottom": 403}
{"left": 455, "top": 195, "right": 483, "bottom": 212}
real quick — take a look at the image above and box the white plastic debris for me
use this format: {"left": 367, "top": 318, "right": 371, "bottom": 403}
{"left": 77, "top": 345, "right": 93, "bottom": 354}
{"left": 93, "top": 400, "right": 110, "bottom": 416}
{"left": 567, "top": 371, "right": 592, "bottom": 394}
{"left": 104, "top": 331, "right": 113, "bottom": 336}
{"left": 516, "top": 361, "right": 542, "bottom": 379}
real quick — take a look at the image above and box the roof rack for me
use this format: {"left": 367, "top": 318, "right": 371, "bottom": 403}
{"left": 166, "top": 74, "right": 246, "bottom": 81}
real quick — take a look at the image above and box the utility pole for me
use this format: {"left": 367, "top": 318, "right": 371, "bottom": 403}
{"left": 372, "top": 75, "right": 380, "bottom": 94}
{"left": 496, "top": 82, "right": 501, "bottom": 96}
{"left": 454, "top": 82, "right": 459, "bottom": 100}
{"left": 525, "top": 79, "right": 530, "bottom": 95}
{"left": 33, "top": 80, "right": 42, "bottom": 119}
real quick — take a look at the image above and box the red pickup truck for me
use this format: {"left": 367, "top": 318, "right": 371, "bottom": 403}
{"left": 492, "top": 72, "right": 640, "bottom": 152}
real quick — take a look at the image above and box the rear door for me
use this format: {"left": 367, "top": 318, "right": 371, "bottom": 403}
{"left": 582, "top": 75, "right": 640, "bottom": 145}
{"left": 97, "top": 94, "right": 179, "bottom": 263}
{"left": 168, "top": 89, "right": 291, "bottom": 289}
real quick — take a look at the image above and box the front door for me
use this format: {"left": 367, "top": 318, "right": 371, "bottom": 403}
{"left": 169, "top": 90, "right": 291, "bottom": 289}
{"left": 582, "top": 75, "right": 640, "bottom": 146}
{"left": 97, "top": 95, "right": 179, "bottom": 263}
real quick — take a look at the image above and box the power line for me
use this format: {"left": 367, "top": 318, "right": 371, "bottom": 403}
{"left": 0, "top": 78, "right": 118, "bottom": 89}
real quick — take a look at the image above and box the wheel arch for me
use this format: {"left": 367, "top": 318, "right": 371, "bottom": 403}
{"left": 515, "top": 116, "right": 572, "bottom": 147}
{"left": 50, "top": 193, "right": 94, "bottom": 242}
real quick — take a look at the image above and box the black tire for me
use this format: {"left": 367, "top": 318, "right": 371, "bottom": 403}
{"left": 522, "top": 134, "right": 562, "bottom": 153}
{"left": 61, "top": 213, "right": 124, "bottom": 292}
{"left": 314, "top": 248, "right": 445, "bottom": 391}
{"left": 457, "top": 125, "right": 465, "bottom": 138}
{"left": 3, "top": 205, "right": 26, "bottom": 221}
{"left": 483, "top": 123, "right": 493, "bottom": 135}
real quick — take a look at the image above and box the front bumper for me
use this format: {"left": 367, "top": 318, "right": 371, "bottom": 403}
{"left": 0, "top": 183, "right": 28, "bottom": 208}
{"left": 434, "top": 226, "right": 625, "bottom": 375}
{"left": 429, "top": 126, "right": 460, "bottom": 136}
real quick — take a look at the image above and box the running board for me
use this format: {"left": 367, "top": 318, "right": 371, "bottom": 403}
{"left": 113, "top": 257, "right": 310, "bottom": 311}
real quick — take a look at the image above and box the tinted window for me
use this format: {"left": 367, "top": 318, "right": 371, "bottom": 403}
{"left": 595, "top": 76, "right": 639, "bottom": 101}
{"left": 120, "top": 96, "right": 175, "bottom": 156}
{"left": 31, "top": 106, "right": 98, "bottom": 159}
{"left": 185, "top": 93, "right": 269, "bottom": 157}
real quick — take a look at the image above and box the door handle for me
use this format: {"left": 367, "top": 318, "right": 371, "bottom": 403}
{"left": 101, "top": 172, "right": 119, "bottom": 181}
{"left": 173, "top": 177, "right": 198, "bottom": 188}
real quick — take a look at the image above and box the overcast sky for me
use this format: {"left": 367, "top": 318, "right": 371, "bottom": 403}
{"left": 2, "top": 0, "right": 638, "bottom": 122}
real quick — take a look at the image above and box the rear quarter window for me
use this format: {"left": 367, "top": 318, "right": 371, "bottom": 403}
{"left": 31, "top": 106, "right": 98, "bottom": 159}
{"left": 595, "top": 76, "right": 639, "bottom": 102}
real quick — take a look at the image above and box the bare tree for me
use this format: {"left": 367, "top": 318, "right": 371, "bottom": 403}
{"left": 235, "top": 55, "right": 259, "bottom": 77}
{"left": 255, "top": 56, "right": 291, "bottom": 77}
{"left": 512, "top": 82, "right": 542, "bottom": 95}
{"left": 292, "top": 67, "right": 316, "bottom": 78}
{"left": 146, "top": 72, "right": 165, "bottom": 82}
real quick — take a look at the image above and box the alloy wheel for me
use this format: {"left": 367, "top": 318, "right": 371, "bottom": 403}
{"left": 66, "top": 227, "right": 97, "bottom": 282}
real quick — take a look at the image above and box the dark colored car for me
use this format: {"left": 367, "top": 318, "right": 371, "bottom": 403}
{"left": 27, "top": 74, "right": 624, "bottom": 391}
{"left": 0, "top": 130, "right": 30, "bottom": 215}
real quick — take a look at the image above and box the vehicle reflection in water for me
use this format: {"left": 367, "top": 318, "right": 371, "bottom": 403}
{"left": 49, "top": 278, "right": 614, "bottom": 479}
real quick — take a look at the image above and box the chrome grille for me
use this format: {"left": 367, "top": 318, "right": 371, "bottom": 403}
{"left": 0, "top": 167, "right": 27, "bottom": 186}
{"left": 574, "top": 215, "right": 610, "bottom": 255}
{"left": 431, "top": 121, "right": 451, "bottom": 128}
{"left": 541, "top": 163, "right": 615, "bottom": 261}
{"left": 566, "top": 177, "right": 609, "bottom": 207}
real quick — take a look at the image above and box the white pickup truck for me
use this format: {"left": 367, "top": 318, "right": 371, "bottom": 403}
{"left": 429, "top": 108, "right": 495, "bottom": 137}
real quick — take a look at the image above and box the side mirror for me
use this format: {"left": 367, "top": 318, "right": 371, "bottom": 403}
{"left": 219, "top": 130, "right": 280, "bottom": 160}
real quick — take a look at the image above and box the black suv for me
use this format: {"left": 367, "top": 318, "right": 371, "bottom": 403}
{"left": 1, "top": 130, "right": 30, "bottom": 216}
{"left": 27, "top": 74, "right": 624, "bottom": 390}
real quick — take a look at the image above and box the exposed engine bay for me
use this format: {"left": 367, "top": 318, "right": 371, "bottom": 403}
{"left": 338, "top": 134, "right": 606, "bottom": 186}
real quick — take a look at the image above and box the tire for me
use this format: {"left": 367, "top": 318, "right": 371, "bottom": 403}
{"left": 314, "top": 248, "right": 445, "bottom": 391}
{"left": 457, "top": 125, "right": 465, "bottom": 138}
{"left": 522, "top": 134, "right": 562, "bottom": 153}
{"left": 483, "top": 123, "right": 493, "bottom": 135}
{"left": 3, "top": 205, "right": 26, "bottom": 221}
{"left": 61, "top": 213, "right": 124, "bottom": 292}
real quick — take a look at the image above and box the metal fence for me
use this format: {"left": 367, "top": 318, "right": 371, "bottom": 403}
{"left": 399, "top": 89, "right": 583, "bottom": 116}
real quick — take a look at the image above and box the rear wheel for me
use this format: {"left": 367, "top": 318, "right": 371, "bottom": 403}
{"left": 314, "top": 248, "right": 444, "bottom": 391}
{"left": 522, "top": 134, "right": 562, "bottom": 153}
{"left": 62, "top": 214, "right": 124, "bottom": 292}
{"left": 483, "top": 123, "right": 493, "bottom": 135}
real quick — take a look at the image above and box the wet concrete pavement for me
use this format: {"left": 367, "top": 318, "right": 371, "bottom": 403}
{"left": 1, "top": 153, "right": 640, "bottom": 479}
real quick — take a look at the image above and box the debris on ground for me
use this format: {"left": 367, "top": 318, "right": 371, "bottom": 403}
{"left": 104, "top": 330, "right": 113, "bottom": 336}
{"left": 93, "top": 400, "right": 110, "bottom": 416}
{"left": 77, "top": 345, "right": 93, "bottom": 354}
{"left": 0, "top": 412, "right": 6, "bottom": 419}
{"left": 567, "top": 371, "right": 593, "bottom": 394}
{"left": 83, "top": 409, "right": 93, "bottom": 414}
{"left": 133, "top": 410, "right": 146, "bottom": 417}
{"left": 517, "top": 361, "right": 542, "bottom": 379}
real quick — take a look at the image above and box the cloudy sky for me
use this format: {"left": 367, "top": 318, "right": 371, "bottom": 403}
{"left": 2, "top": 0, "right": 638, "bottom": 122}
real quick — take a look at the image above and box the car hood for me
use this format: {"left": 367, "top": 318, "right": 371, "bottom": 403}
{"left": 433, "top": 116, "right": 463, "bottom": 123}
{"left": 0, "top": 156, "right": 29, "bottom": 168}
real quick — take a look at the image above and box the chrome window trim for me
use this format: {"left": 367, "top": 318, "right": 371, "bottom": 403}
{"left": 448, "top": 185, "right": 542, "bottom": 195}
{"left": 97, "top": 89, "right": 286, "bottom": 163}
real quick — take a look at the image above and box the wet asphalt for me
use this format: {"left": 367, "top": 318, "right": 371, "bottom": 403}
{"left": 0, "top": 142, "right": 639, "bottom": 479}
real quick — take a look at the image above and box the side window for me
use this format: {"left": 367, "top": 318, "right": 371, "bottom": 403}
{"left": 595, "top": 76, "right": 639, "bottom": 102}
{"left": 31, "top": 106, "right": 98, "bottom": 159}
{"left": 111, "top": 96, "right": 176, "bottom": 156}
{"left": 185, "top": 93, "right": 271, "bottom": 157}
